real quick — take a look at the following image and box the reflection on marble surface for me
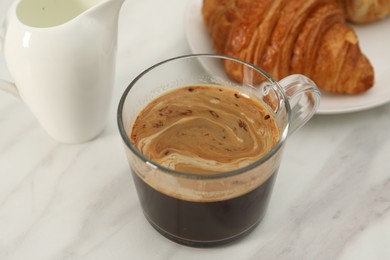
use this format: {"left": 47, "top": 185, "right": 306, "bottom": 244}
{"left": 1, "top": 0, "right": 390, "bottom": 259}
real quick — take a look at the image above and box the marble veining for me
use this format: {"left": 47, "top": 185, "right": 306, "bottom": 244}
{"left": 1, "top": 0, "right": 390, "bottom": 259}
{"left": 250, "top": 121, "right": 390, "bottom": 259}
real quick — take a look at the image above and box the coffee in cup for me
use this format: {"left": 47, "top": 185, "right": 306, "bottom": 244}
{"left": 129, "top": 85, "right": 279, "bottom": 243}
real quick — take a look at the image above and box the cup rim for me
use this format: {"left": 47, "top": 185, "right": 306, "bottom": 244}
{"left": 117, "top": 54, "right": 291, "bottom": 180}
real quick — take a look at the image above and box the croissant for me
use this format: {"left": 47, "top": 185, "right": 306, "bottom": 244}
{"left": 338, "top": 0, "right": 390, "bottom": 23}
{"left": 202, "top": 0, "right": 375, "bottom": 94}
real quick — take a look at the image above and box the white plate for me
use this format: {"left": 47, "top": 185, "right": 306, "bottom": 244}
{"left": 185, "top": 0, "right": 390, "bottom": 114}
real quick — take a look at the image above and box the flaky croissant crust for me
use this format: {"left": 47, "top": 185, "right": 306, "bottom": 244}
{"left": 203, "top": 0, "right": 375, "bottom": 94}
{"left": 338, "top": 0, "right": 390, "bottom": 24}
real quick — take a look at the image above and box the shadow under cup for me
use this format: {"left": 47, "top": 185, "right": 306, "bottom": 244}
{"left": 117, "top": 55, "right": 296, "bottom": 247}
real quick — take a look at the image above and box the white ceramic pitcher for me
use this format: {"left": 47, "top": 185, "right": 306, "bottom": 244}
{"left": 0, "top": 0, "right": 125, "bottom": 143}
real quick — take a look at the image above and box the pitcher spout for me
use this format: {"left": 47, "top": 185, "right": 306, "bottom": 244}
{"left": 87, "top": 0, "right": 125, "bottom": 22}
{"left": 14, "top": 0, "right": 125, "bottom": 28}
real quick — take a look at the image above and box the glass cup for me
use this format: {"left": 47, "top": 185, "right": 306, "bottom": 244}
{"left": 117, "top": 54, "right": 320, "bottom": 247}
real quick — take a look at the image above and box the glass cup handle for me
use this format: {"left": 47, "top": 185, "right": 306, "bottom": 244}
{"left": 278, "top": 74, "right": 321, "bottom": 135}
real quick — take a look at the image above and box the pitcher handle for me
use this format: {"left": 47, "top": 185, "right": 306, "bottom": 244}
{"left": 0, "top": 24, "right": 20, "bottom": 99}
{"left": 0, "top": 79, "right": 20, "bottom": 98}
{"left": 278, "top": 74, "right": 321, "bottom": 135}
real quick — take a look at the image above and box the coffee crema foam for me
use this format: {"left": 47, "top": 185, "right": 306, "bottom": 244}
{"left": 130, "top": 85, "right": 280, "bottom": 174}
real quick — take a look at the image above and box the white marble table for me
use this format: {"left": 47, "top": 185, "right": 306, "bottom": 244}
{"left": 1, "top": 0, "right": 390, "bottom": 259}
